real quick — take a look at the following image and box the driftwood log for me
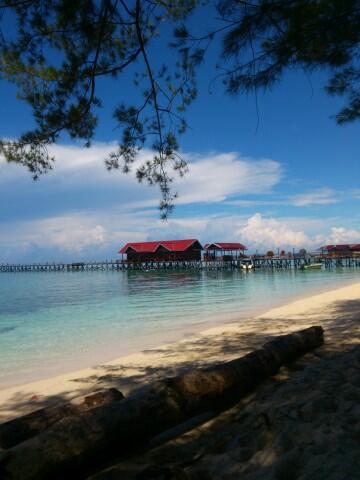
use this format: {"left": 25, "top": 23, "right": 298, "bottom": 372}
{"left": 0, "top": 388, "right": 124, "bottom": 449}
{"left": 0, "top": 326, "right": 323, "bottom": 480}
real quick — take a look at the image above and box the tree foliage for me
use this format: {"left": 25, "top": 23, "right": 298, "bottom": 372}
{"left": 0, "top": 0, "right": 199, "bottom": 217}
{"left": 1, "top": 0, "right": 359, "bottom": 216}
{"left": 217, "top": 0, "right": 360, "bottom": 125}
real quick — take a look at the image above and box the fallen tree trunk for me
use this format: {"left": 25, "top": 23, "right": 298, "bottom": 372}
{"left": 166, "top": 324, "right": 324, "bottom": 411}
{"left": 0, "top": 388, "right": 124, "bottom": 449}
{"left": 0, "top": 326, "right": 323, "bottom": 480}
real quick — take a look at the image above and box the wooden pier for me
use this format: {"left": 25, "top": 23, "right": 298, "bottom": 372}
{"left": 322, "top": 256, "right": 360, "bottom": 268}
{"left": 1, "top": 256, "right": 359, "bottom": 273}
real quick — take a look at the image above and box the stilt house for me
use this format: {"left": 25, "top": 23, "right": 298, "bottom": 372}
{"left": 204, "top": 242, "right": 247, "bottom": 261}
{"left": 320, "top": 244, "right": 360, "bottom": 257}
{"left": 119, "top": 239, "right": 203, "bottom": 263}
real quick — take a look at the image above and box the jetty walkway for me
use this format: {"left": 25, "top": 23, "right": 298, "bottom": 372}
{"left": 1, "top": 256, "right": 359, "bottom": 273}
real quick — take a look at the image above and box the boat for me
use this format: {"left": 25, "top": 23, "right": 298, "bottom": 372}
{"left": 240, "top": 259, "right": 254, "bottom": 270}
{"left": 302, "top": 263, "right": 322, "bottom": 270}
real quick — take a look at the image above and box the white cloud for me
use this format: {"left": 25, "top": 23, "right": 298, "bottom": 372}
{"left": 238, "top": 213, "right": 311, "bottom": 250}
{"left": 147, "top": 214, "right": 250, "bottom": 243}
{"left": 174, "top": 153, "right": 282, "bottom": 205}
{"left": 227, "top": 188, "right": 341, "bottom": 208}
{"left": 1, "top": 216, "right": 106, "bottom": 256}
{"left": 0, "top": 144, "right": 283, "bottom": 210}
{"left": 350, "top": 189, "right": 360, "bottom": 200}
{"left": 1, "top": 142, "right": 360, "bottom": 261}
{"left": 2, "top": 209, "right": 360, "bottom": 261}
{"left": 237, "top": 215, "right": 360, "bottom": 251}
{"left": 225, "top": 199, "right": 284, "bottom": 207}
{"left": 316, "top": 227, "right": 360, "bottom": 246}
{"left": 290, "top": 188, "right": 338, "bottom": 207}
{"left": 0, "top": 211, "right": 154, "bottom": 261}
{"left": 31, "top": 219, "right": 106, "bottom": 253}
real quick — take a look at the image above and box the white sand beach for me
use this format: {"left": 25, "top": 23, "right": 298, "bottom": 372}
{"left": 0, "top": 281, "right": 359, "bottom": 423}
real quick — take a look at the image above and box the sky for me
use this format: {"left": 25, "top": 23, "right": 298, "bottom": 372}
{"left": 0, "top": 9, "right": 359, "bottom": 262}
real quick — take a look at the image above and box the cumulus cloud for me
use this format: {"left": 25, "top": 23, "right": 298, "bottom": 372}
{"left": 150, "top": 214, "right": 360, "bottom": 252}
{"left": 147, "top": 214, "right": 249, "bottom": 244}
{"left": 1, "top": 211, "right": 244, "bottom": 261}
{"left": 30, "top": 219, "right": 106, "bottom": 254}
{"left": 237, "top": 215, "right": 360, "bottom": 251}
{"left": 0, "top": 210, "right": 159, "bottom": 261}
{"left": 2, "top": 208, "right": 360, "bottom": 261}
{"left": 238, "top": 213, "right": 311, "bottom": 250}
{"left": 316, "top": 227, "right": 360, "bottom": 246}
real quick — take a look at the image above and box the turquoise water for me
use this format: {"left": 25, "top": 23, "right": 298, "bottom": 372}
{"left": 0, "top": 268, "right": 359, "bottom": 387}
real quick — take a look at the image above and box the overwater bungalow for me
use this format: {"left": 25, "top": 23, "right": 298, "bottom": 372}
{"left": 351, "top": 244, "right": 360, "bottom": 257}
{"left": 320, "top": 244, "right": 360, "bottom": 258}
{"left": 204, "top": 242, "right": 247, "bottom": 261}
{"left": 119, "top": 239, "right": 203, "bottom": 263}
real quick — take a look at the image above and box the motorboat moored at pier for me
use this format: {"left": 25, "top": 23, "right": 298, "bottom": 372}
{"left": 240, "top": 259, "right": 254, "bottom": 270}
{"left": 301, "top": 263, "right": 322, "bottom": 270}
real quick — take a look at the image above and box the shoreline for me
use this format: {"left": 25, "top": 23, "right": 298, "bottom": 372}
{"left": 0, "top": 280, "right": 359, "bottom": 422}
{"left": 1, "top": 274, "right": 357, "bottom": 390}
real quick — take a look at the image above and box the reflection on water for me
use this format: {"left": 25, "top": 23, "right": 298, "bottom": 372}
{"left": 0, "top": 268, "right": 358, "bottom": 386}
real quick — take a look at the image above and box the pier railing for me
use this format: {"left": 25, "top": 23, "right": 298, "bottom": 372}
{"left": 1, "top": 256, "right": 359, "bottom": 272}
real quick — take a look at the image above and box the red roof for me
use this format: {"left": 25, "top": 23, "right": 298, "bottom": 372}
{"left": 119, "top": 239, "right": 202, "bottom": 254}
{"left": 350, "top": 243, "right": 360, "bottom": 250}
{"left": 321, "top": 244, "right": 352, "bottom": 251}
{"left": 204, "top": 242, "right": 247, "bottom": 251}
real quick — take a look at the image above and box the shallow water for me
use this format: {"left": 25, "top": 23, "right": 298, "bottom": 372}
{"left": 0, "top": 268, "right": 358, "bottom": 387}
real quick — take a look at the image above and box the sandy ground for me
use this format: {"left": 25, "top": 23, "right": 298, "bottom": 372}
{"left": 0, "top": 281, "right": 359, "bottom": 423}
{"left": 91, "top": 341, "right": 360, "bottom": 479}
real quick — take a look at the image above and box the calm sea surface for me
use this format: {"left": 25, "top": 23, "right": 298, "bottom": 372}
{"left": 0, "top": 268, "right": 359, "bottom": 387}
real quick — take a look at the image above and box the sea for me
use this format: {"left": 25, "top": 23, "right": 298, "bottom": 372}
{"left": 0, "top": 267, "right": 359, "bottom": 388}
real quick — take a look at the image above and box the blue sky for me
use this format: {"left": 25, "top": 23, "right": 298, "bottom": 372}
{"left": 1, "top": 13, "right": 359, "bottom": 262}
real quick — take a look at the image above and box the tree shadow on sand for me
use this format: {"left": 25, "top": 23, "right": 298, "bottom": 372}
{"left": 71, "top": 296, "right": 360, "bottom": 397}
{"left": 0, "top": 388, "right": 91, "bottom": 423}
{"left": 91, "top": 344, "right": 360, "bottom": 479}
{"left": 70, "top": 330, "right": 277, "bottom": 396}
